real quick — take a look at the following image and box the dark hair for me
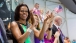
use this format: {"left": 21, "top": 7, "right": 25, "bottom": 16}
{"left": 14, "top": 3, "right": 30, "bottom": 21}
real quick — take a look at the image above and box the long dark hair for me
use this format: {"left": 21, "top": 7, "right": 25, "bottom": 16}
{"left": 14, "top": 3, "right": 30, "bottom": 21}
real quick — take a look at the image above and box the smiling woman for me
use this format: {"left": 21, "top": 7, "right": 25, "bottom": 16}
{"left": 11, "top": 3, "right": 34, "bottom": 43}
{"left": 19, "top": 6, "right": 28, "bottom": 20}
{"left": 14, "top": 4, "right": 30, "bottom": 21}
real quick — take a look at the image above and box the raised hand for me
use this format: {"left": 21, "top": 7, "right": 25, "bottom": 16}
{"left": 46, "top": 11, "right": 49, "bottom": 14}
{"left": 44, "top": 12, "right": 54, "bottom": 22}
{"left": 43, "top": 12, "right": 54, "bottom": 31}
{"left": 54, "top": 31, "right": 60, "bottom": 38}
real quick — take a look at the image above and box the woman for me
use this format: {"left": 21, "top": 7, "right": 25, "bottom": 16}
{"left": 29, "top": 14, "right": 41, "bottom": 43}
{"left": 29, "top": 11, "right": 55, "bottom": 43}
{"left": 11, "top": 3, "right": 54, "bottom": 43}
{"left": 44, "top": 20, "right": 61, "bottom": 43}
{"left": 64, "top": 37, "right": 71, "bottom": 43}
{"left": 11, "top": 3, "right": 35, "bottom": 43}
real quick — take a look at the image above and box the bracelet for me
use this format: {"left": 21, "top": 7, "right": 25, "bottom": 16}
{"left": 27, "top": 28, "right": 32, "bottom": 33}
{"left": 48, "top": 28, "right": 51, "bottom": 31}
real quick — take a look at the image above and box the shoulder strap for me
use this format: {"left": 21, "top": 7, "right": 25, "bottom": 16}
{"left": 26, "top": 22, "right": 30, "bottom": 28}
{"left": 16, "top": 22, "right": 30, "bottom": 43}
{"left": 16, "top": 22, "right": 30, "bottom": 34}
{"left": 16, "top": 22, "right": 24, "bottom": 34}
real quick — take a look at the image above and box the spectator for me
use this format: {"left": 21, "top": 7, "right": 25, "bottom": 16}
{"left": 64, "top": 37, "right": 71, "bottom": 43}
{"left": 52, "top": 16, "right": 65, "bottom": 43}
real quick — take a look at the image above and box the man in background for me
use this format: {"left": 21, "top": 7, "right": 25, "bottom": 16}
{"left": 52, "top": 16, "right": 65, "bottom": 43}
{"left": 32, "top": 3, "right": 42, "bottom": 22}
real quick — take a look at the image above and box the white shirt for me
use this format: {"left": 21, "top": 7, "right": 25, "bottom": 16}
{"left": 54, "top": 24, "right": 59, "bottom": 29}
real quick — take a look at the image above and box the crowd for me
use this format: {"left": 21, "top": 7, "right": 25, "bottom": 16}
{"left": 0, "top": 3, "right": 71, "bottom": 43}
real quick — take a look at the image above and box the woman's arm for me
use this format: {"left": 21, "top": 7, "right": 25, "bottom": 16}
{"left": 38, "top": 13, "right": 54, "bottom": 40}
{"left": 47, "top": 21, "right": 53, "bottom": 40}
{"left": 10, "top": 21, "right": 34, "bottom": 43}
{"left": 33, "top": 27, "right": 40, "bottom": 38}
{"left": 33, "top": 22, "right": 50, "bottom": 40}
{"left": 53, "top": 31, "right": 60, "bottom": 43}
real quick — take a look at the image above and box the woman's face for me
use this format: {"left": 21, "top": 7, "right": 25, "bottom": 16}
{"left": 19, "top": 6, "right": 28, "bottom": 20}
{"left": 33, "top": 15, "right": 39, "bottom": 26}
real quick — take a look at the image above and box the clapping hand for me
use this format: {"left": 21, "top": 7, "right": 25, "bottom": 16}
{"left": 43, "top": 12, "right": 54, "bottom": 31}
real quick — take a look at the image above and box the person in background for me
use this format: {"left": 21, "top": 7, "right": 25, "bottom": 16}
{"left": 29, "top": 11, "right": 54, "bottom": 43}
{"left": 64, "top": 37, "right": 71, "bottom": 43}
{"left": 11, "top": 3, "right": 54, "bottom": 43}
{"left": 32, "top": 3, "right": 42, "bottom": 22}
{"left": 72, "top": 40, "right": 76, "bottom": 43}
{"left": 52, "top": 16, "right": 65, "bottom": 43}
{"left": 44, "top": 18, "right": 60, "bottom": 43}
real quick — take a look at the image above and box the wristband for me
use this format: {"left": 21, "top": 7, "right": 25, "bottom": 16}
{"left": 48, "top": 28, "right": 51, "bottom": 31}
{"left": 27, "top": 28, "right": 32, "bottom": 33}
